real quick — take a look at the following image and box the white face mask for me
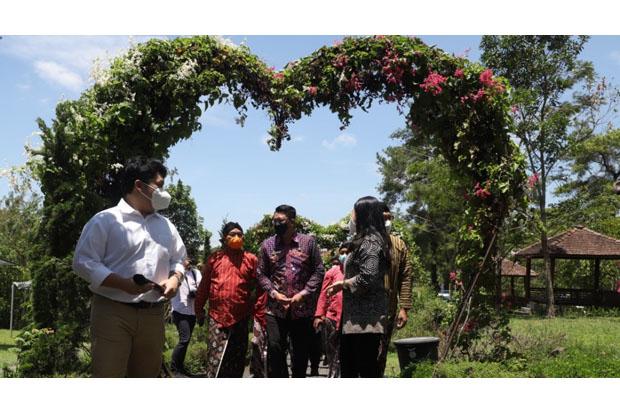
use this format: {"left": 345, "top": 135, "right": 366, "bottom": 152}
{"left": 348, "top": 218, "right": 356, "bottom": 236}
{"left": 384, "top": 220, "right": 392, "bottom": 233}
{"left": 141, "top": 182, "right": 172, "bottom": 211}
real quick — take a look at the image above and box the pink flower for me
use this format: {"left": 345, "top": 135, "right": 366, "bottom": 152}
{"left": 381, "top": 50, "right": 405, "bottom": 85}
{"left": 527, "top": 173, "right": 539, "bottom": 188}
{"left": 474, "top": 181, "right": 491, "bottom": 199}
{"left": 347, "top": 73, "right": 363, "bottom": 91}
{"left": 460, "top": 95, "right": 470, "bottom": 104}
{"left": 479, "top": 69, "right": 494, "bottom": 87}
{"left": 306, "top": 86, "right": 318, "bottom": 96}
{"left": 273, "top": 72, "right": 284, "bottom": 80}
{"left": 467, "top": 225, "right": 474, "bottom": 232}
{"left": 454, "top": 68, "right": 464, "bottom": 78}
{"left": 333, "top": 40, "right": 343, "bottom": 47}
{"left": 472, "top": 88, "right": 486, "bottom": 102}
{"left": 420, "top": 72, "right": 447, "bottom": 95}
{"left": 268, "top": 66, "right": 276, "bottom": 72}
{"left": 449, "top": 271, "right": 458, "bottom": 282}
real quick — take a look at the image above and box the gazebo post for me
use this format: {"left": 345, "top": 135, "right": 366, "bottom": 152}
{"left": 510, "top": 277, "right": 515, "bottom": 297}
{"left": 525, "top": 258, "right": 531, "bottom": 304}
{"left": 593, "top": 258, "right": 601, "bottom": 290}
{"left": 594, "top": 258, "right": 601, "bottom": 306}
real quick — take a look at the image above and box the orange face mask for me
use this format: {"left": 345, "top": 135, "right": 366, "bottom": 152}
{"left": 227, "top": 235, "right": 243, "bottom": 250}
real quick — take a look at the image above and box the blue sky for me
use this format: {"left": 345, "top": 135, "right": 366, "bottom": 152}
{"left": 2, "top": 36, "right": 620, "bottom": 243}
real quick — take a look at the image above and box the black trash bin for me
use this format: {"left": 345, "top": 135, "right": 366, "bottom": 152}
{"left": 393, "top": 337, "right": 440, "bottom": 370}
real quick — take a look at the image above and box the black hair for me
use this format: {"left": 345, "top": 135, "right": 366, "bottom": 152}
{"left": 219, "top": 221, "right": 243, "bottom": 244}
{"left": 274, "top": 204, "right": 297, "bottom": 220}
{"left": 330, "top": 251, "right": 341, "bottom": 263}
{"left": 339, "top": 241, "right": 353, "bottom": 251}
{"left": 350, "top": 196, "right": 391, "bottom": 264}
{"left": 120, "top": 157, "right": 168, "bottom": 195}
{"left": 380, "top": 201, "right": 391, "bottom": 214}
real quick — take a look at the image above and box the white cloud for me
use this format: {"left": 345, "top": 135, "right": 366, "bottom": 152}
{"left": 16, "top": 82, "right": 31, "bottom": 91}
{"left": 34, "top": 60, "right": 84, "bottom": 91}
{"left": 213, "top": 36, "right": 239, "bottom": 49}
{"left": 0, "top": 36, "right": 164, "bottom": 91}
{"left": 321, "top": 133, "right": 357, "bottom": 150}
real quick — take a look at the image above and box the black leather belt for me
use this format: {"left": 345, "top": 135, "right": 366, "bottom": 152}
{"left": 120, "top": 300, "right": 164, "bottom": 309}
{"left": 95, "top": 294, "right": 165, "bottom": 309}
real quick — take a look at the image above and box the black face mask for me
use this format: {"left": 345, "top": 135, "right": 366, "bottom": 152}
{"left": 274, "top": 221, "right": 288, "bottom": 237}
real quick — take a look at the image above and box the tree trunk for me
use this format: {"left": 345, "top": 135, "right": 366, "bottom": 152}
{"left": 495, "top": 254, "right": 502, "bottom": 311}
{"left": 539, "top": 189, "right": 556, "bottom": 318}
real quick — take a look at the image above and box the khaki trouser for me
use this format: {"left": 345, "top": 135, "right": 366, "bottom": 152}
{"left": 90, "top": 294, "right": 165, "bottom": 378}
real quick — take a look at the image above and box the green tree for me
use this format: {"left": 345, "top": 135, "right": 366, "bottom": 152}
{"left": 547, "top": 129, "right": 620, "bottom": 289}
{"left": 481, "top": 35, "right": 596, "bottom": 317}
{"left": 0, "top": 167, "right": 41, "bottom": 328}
{"left": 202, "top": 229, "right": 213, "bottom": 263}
{"left": 377, "top": 128, "right": 463, "bottom": 290}
{"left": 244, "top": 214, "right": 348, "bottom": 256}
{"left": 161, "top": 180, "right": 207, "bottom": 261}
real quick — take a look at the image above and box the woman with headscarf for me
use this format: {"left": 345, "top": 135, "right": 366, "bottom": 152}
{"left": 327, "top": 196, "right": 390, "bottom": 377}
{"left": 195, "top": 222, "right": 266, "bottom": 378}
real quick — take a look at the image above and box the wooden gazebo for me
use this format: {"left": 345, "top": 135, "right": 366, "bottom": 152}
{"left": 514, "top": 225, "right": 620, "bottom": 307}
{"left": 501, "top": 259, "right": 538, "bottom": 298}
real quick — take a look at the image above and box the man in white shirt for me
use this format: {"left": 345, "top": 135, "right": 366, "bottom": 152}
{"left": 73, "top": 157, "right": 186, "bottom": 377}
{"left": 170, "top": 256, "right": 202, "bottom": 377}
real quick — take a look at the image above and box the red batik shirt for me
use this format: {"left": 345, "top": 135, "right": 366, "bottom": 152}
{"left": 195, "top": 249, "right": 265, "bottom": 328}
{"left": 315, "top": 264, "right": 344, "bottom": 329}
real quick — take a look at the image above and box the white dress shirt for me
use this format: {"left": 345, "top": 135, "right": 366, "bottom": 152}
{"left": 73, "top": 198, "right": 186, "bottom": 303}
{"left": 171, "top": 267, "right": 202, "bottom": 315}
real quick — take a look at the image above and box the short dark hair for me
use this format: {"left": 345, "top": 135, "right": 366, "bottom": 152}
{"left": 121, "top": 157, "right": 168, "bottom": 195}
{"left": 274, "top": 204, "right": 296, "bottom": 220}
{"left": 219, "top": 221, "right": 243, "bottom": 244}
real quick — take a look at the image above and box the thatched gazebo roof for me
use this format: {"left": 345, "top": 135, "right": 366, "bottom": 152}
{"left": 514, "top": 226, "right": 620, "bottom": 260}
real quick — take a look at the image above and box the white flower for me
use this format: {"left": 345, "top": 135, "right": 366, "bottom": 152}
{"left": 70, "top": 107, "right": 85, "bottom": 124}
{"left": 90, "top": 57, "right": 112, "bottom": 86}
{"left": 172, "top": 58, "right": 198, "bottom": 81}
{"left": 111, "top": 163, "right": 124, "bottom": 171}
{"left": 127, "top": 49, "right": 143, "bottom": 69}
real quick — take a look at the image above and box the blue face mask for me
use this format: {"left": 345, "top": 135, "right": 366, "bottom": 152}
{"left": 339, "top": 254, "right": 347, "bottom": 264}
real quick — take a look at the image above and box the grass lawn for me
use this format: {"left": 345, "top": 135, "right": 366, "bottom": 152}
{"left": 0, "top": 329, "right": 19, "bottom": 374}
{"left": 387, "top": 316, "right": 620, "bottom": 378}
{"left": 4, "top": 316, "right": 619, "bottom": 378}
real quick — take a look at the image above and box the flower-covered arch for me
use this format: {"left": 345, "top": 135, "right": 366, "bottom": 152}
{"left": 28, "top": 35, "right": 526, "bottom": 373}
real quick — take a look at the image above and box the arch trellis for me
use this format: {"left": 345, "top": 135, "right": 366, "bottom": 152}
{"left": 28, "top": 35, "right": 526, "bottom": 373}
